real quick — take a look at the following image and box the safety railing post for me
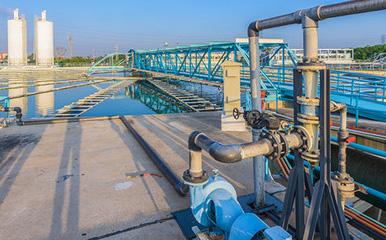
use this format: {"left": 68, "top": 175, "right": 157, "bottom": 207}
{"left": 355, "top": 95, "right": 359, "bottom": 128}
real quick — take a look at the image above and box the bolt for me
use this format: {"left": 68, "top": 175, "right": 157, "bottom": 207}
{"left": 212, "top": 169, "right": 219, "bottom": 178}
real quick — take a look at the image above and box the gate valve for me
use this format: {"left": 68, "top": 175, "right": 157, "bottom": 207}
{"left": 232, "top": 108, "right": 281, "bottom": 130}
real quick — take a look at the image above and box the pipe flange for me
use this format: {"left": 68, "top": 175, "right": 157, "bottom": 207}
{"left": 335, "top": 174, "right": 356, "bottom": 199}
{"left": 293, "top": 125, "right": 312, "bottom": 152}
{"left": 183, "top": 170, "right": 208, "bottom": 185}
{"left": 297, "top": 96, "right": 319, "bottom": 106}
{"left": 297, "top": 114, "right": 319, "bottom": 125}
{"left": 277, "top": 131, "right": 290, "bottom": 158}
{"left": 301, "top": 151, "right": 319, "bottom": 165}
{"left": 261, "top": 130, "right": 282, "bottom": 160}
{"left": 261, "top": 130, "right": 290, "bottom": 160}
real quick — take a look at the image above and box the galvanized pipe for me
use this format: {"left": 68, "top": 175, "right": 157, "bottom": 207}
{"left": 248, "top": 22, "right": 266, "bottom": 209}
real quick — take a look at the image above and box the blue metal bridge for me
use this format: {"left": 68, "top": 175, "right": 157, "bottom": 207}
{"left": 88, "top": 40, "right": 386, "bottom": 122}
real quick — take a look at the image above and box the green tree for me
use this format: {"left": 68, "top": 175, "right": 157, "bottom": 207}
{"left": 354, "top": 44, "right": 386, "bottom": 61}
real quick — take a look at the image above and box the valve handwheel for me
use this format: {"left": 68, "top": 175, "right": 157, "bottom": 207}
{"left": 232, "top": 108, "right": 240, "bottom": 120}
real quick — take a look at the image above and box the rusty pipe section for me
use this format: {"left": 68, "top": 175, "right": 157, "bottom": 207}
{"left": 248, "top": 0, "right": 386, "bottom": 34}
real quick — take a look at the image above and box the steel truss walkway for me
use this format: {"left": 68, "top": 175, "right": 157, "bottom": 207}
{"left": 88, "top": 40, "right": 386, "bottom": 122}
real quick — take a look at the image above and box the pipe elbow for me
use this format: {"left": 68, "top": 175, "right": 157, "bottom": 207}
{"left": 208, "top": 143, "right": 242, "bottom": 163}
{"left": 12, "top": 107, "right": 22, "bottom": 113}
{"left": 189, "top": 131, "right": 202, "bottom": 151}
{"left": 247, "top": 21, "right": 259, "bottom": 37}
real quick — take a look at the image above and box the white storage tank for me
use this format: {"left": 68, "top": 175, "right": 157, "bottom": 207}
{"left": 35, "top": 10, "right": 54, "bottom": 66}
{"left": 7, "top": 9, "right": 27, "bottom": 66}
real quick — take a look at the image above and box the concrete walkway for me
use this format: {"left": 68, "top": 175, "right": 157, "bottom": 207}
{"left": 0, "top": 112, "right": 287, "bottom": 240}
{"left": 0, "top": 119, "right": 188, "bottom": 239}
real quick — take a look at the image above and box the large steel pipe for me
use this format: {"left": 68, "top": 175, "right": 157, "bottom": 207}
{"left": 248, "top": 0, "right": 386, "bottom": 33}
{"left": 189, "top": 131, "right": 273, "bottom": 163}
{"left": 187, "top": 130, "right": 304, "bottom": 177}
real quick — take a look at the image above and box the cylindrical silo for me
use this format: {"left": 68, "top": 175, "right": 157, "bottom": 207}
{"left": 35, "top": 10, "right": 54, "bottom": 66}
{"left": 7, "top": 9, "right": 27, "bottom": 66}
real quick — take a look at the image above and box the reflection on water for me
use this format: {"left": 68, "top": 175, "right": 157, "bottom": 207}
{"left": 128, "top": 81, "right": 189, "bottom": 114}
{"left": 0, "top": 71, "right": 223, "bottom": 119}
{"left": 35, "top": 84, "right": 54, "bottom": 116}
{"left": 82, "top": 81, "right": 189, "bottom": 117}
{"left": 9, "top": 82, "right": 28, "bottom": 114}
{"left": 0, "top": 71, "right": 109, "bottom": 118}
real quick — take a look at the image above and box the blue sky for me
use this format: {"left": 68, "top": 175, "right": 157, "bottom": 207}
{"left": 0, "top": 0, "right": 385, "bottom": 56}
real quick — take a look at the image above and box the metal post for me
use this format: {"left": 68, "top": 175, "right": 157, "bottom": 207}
{"left": 304, "top": 69, "right": 350, "bottom": 240}
{"left": 282, "top": 46, "right": 285, "bottom": 83}
{"left": 248, "top": 34, "right": 265, "bottom": 208}
{"left": 208, "top": 48, "right": 212, "bottom": 80}
{"left": 280, "top": 69, "right": 306, "bottom": 239}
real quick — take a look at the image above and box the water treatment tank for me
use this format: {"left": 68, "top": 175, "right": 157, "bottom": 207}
{"left": 35, "top": 10, "right": 54, "bottom": 66}
{"left": 7, "top": 9, "right": 27, "bottom": 66}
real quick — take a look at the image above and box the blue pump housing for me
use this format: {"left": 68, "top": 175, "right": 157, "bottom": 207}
{"left": 187, "top": 172, "right": 292, "bottom": 240}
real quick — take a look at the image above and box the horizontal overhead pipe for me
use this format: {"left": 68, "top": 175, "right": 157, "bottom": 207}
{"left": 119, "top": 116, "right": 189, "bottom": 196}
{"left": 248, "top": 0, "right": 386, "bottom": 34}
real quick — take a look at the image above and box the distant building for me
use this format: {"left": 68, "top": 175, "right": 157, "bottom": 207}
{"left": 272, "top": 48, "right": 354, "bottom": 65}
{"left": 0, "top": 53, "right": 8, "bottom": 63}
{"left": 234, "top": 37, "right": 354, "bottom": 65}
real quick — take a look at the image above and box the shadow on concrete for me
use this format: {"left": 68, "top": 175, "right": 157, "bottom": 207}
{"left": 0, "top": 130, "right": 43, "bottom": 205}
{"left": 132, "top": 115, "right": 251, "bottom": 193}
{"left": 109, "top": 119, "right": 162, "bottom": 212}
{"left": 48, "top": 123, "right": 81, "bottom": 239}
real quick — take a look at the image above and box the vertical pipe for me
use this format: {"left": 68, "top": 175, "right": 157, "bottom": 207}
{"left": 337, "top": 104, "right": 354, "bottom": 210}
{"left": 301, "top": 16, "right": 320, "bottom": 165}
{"left": 189, "top": 149, "right": 203, "bottom": 178}
{"left": 248, "top": 34, "right": 265, "bottom": 207}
